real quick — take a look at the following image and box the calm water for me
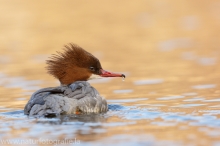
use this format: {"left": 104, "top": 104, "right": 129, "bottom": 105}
{"left": 1, "top": 1, "right": 220, "bottom": 146}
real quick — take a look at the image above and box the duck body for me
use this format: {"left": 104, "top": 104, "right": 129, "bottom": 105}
{"left": 24, "top": 81, "right": 107, "bottom": 117}
{"left": 24, "top": 44, "right": 124, "bottom": 117}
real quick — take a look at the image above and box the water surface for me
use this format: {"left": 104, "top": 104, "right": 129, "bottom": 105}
{"left": 0, "top": 1, "right": 220, "bottom": 145}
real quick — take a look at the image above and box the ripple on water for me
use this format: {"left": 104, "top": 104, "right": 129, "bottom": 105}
{"left": 113, "top": 89, "right": 133, "bottom": 94}
{"left": 171, "top": 104, "right": 206, "bottom": 108}
{"left": 0, "top": 56, "right": 12, "bottom": 63}
{"left": 134, "top": 79, "right": 164, "bottom": 85}
{"left": 182, "top": 92, "right": 198, "bottom": 96}
{"left": 136, "top": 104, "right": 166, "bottom": 107}
{"left": 189, "top": 116, "right": 220, "bottom": 128}
{"left": 158, "top": 38, "right": 193, "bottom": 51}
{"left": 202, "top": 99, "right": 220, "bottom": 102}
{"left": 151, "top": 121, "right": 177, "bottom": 126}
{"left": 192, "top": 84, "right": 216, "bottom": 89}
{"left": 183, "top": 97, "right": 205, "bottom": 102}
{"left": 197, "top": 57, "right": 216, "bottom": 66}
{"left": 32, "top": 54, "right": 49, "bottom": 63}
{"left": 181, "top": 52, "right": 196, "bottom": 60}
{"left": 209, "top": 105, "right": 220, "bottom": 108}
{"left": 103, "top": 121, "right": 136, "bottom": 127}
{"left": 108, "top": 98, "right": 148, "bottom": 103}
{"left": 16, "top": 98, "right": 27, "bottom": 101}
{"left": 157, "top": 95, "right": 185, "bottom": 100}
{"left": 0, "top": 73, "right": 43, "bottom": 91}
{"left": 83, "top": 134, "right": 158, "bottom": 146}
{"left": 0, "top": 104, "right": 220, "bottom": 141}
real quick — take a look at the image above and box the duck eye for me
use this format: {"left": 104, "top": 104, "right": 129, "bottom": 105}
{"left": 90, "top": 67, "right": 95, "bottom": 71}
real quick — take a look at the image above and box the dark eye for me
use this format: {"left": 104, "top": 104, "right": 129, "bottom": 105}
{"left": 90, "top": 67, "right": 96, "bottom": 71}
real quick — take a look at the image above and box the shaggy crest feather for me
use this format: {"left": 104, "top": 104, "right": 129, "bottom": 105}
{"left": 46, "top": 43, "right": 100, "bottom": 83}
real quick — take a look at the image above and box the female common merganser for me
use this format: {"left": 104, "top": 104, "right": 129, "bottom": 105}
{"left": 24, "top": 44, "right": 125, "bottom": 117}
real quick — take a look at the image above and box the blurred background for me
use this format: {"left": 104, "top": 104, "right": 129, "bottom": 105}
{"left": 0, "top": 0, "right": 220, "bottom": 145}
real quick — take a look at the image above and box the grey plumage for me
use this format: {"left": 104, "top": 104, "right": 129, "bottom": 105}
{"left": 24, "top": 81, "right": 108, "bottom": 117}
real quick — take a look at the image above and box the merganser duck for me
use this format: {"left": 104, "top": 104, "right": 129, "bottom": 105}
{"left": 24, "top": 44, "right": 125, "bottom": 117}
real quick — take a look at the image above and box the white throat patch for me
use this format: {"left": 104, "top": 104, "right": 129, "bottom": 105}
{"left": 88, "top": 74, "right": 103, "bottom": 80}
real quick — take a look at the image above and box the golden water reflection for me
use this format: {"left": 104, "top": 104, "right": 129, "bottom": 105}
{"left": 0, "top": 0, "right": 220, "bottom": 145}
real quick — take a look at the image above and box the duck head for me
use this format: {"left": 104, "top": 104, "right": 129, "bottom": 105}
{"left": 46, "top": 43, "right": 125, "bottom": 85}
